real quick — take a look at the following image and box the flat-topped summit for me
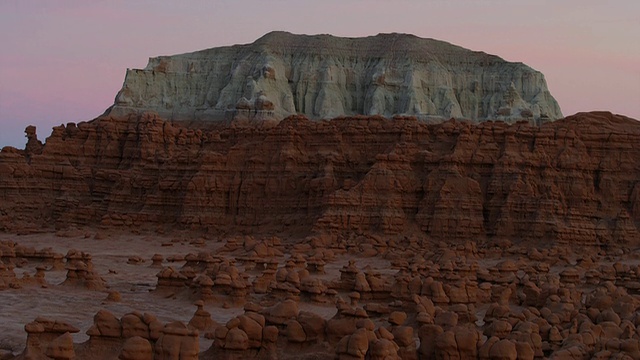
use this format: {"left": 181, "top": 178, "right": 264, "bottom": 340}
{"left": 251, "top": 31, "right": 467, "bottom": 55}
{"left": 109, "top": 31, "right": 563, "bottom": 123}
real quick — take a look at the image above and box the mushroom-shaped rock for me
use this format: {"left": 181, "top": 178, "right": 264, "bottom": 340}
{"left": 388, "top": 311, "right": 407, "bottom": 326}
{"left": 284, "top": 320, "right": 306, "bottom": 343}
{"left": 485, "top": 319, "right": 513, "bottom": 339}
{"left": 244, "top": 302, "right": 263, "bottom": 313}
{"left": 489, "top": 339, "right": 517, "bottom": 360}
{"left": 300, "top": 277, "right": 327, "bottom": 296}
{"left": 354, "top": 272, "right": 371, "bottom": 292}
{"left": 548, "top": 344, "right": 590, "bottom": 359}
{"left": 150, "top": 254, "right": 164, "bottom": 267}
{"left": 414, "top": 295, "right": 436, "bottom": 317}
{"left": 262, "top": 325, "right": 279, "bottom": 343}
{"left": 143, "top": 313, "right": 164, "bottom": 341}
{"left": 369, "top": 338, "right": 400, "bottom": 360}
{"left": 128, "top": 255, "right": 145, "bottom": 265}
{"left": 88, "top": 309, "right": 122, "bottom": 338}
{"left": 297, "top": 311, "right": 326, "bottom": 342}
{"left": 22, "top": 316, "right": 80, "bottom": 359}
{"left": 213, "top": 326, "right": 228, "bottom": 348}
{"left": 392, "top": 325, "right": 418, "bottom": 360}
{"left": 496, "top": 260, "right": 518, "bottom": 273}
{"left": 122, "top": 313, "right": 150, "bottom": 339}
{"left": 376, "top": 326, "right": 395, "bottom": 341}
{"left": 262, "top": 299, "right": 299, "bottom": 325}
{"left": 597, "top": 308, "right": 621, "bottom": 326}
{"left": 356, "top": 318, "right": 375, "bottom": 331}
{"left": 548, "top": 326, "right": 564, "bottom": 343}
{"left": 455, "top": 326, "right": 481, "bottom": 358}
{"left": 237, "top": 314, "right": 263, "bottom": 348}
{"left": 336, "top": 328, "right": 370, "bottom": 359}
{"left": 418, "top": 324, "right": 444, "bottom": 358}
{"left": 479, "top": 336, "right": 500, "bottom": 360}
{"left": 154, "top": 322, "right": 199, "bottom": 360}
{"left": 435, "top": 330, "right": 459, "bottom": 359}
{"left": 514, "top": 341, "right": 535, "bottom": 360}
{"left": 188, "top": 301, "right": 216, "bottom": 332}
{"left": 348, "top": 291, "right": 361, "bottom": 306}
{"left": 326, "top": 316, "right": 359, "bottom": 344}
{"left": 435, "top": 311, "right": 458, "bottom": 329}
{"left": 119, "top": 336, "right": 153, "bottom": 360}
{"left": 45, "top": 332, "right": 76, "bottom": 360}
{"left": 224, "top": 327, "right": 249, "bottom": 350}
{"left": 391, "top": 326, "right": 414, "bottom": 348}
{"left": 559, "top": 268, "right": 580, "bottom": 284}
{"left": 105, "top": 291, "right": 122, "bottom": 302}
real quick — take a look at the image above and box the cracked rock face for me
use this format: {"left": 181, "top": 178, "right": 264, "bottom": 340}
{"left": 108, "top": 31, "right": 562, "bottom": 123}
{"left": 1, "top": 111, "right": 638, "bottom": 247}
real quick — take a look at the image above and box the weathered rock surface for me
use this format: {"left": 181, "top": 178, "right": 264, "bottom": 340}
{"left": 1, "top": 111, "right": 639, "bottom": 247}
{"left": 108, "top": 31, "right": 562, "bottom": 123}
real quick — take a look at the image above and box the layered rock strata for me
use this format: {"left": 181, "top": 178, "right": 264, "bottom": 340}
{"left": 0, "top": 111, "right": 638, "bottom": 246}
{"left": 108, "top": 31, "right": 562, "bottom": 123}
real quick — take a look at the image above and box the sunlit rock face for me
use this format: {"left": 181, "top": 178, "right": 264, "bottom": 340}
{"left": 108, "top": 31, "right": 562, "bottom": 124}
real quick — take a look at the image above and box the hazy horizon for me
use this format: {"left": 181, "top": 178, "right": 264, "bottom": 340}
{"left": 1, "top": 0, "right": 638, "bottom": 148}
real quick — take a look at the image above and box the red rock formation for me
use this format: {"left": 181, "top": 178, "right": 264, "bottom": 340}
{"left": 1, "top": 111, "right": 639, "bottom": 246}
{"left": 18, "top": 317, "right": 80, "bottom": 360}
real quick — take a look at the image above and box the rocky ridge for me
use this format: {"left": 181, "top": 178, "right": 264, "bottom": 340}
{"left": 0, "top": 111, "right": 638, "bottom": 247}
{"left": 108, "top": 31, "right": 563, "bottom": 123}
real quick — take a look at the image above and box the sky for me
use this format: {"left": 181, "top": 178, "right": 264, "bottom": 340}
{"left": 0, "top": 0, "right": 638, "bottom": 148}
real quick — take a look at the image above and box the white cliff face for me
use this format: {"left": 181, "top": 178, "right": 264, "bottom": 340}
{"left": 109, "top": 31, "right": 563, "bottom": 123}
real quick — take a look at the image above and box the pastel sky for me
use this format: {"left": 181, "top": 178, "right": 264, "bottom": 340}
{"left": 1, "top": 0, "right": 638, "bottom": 148}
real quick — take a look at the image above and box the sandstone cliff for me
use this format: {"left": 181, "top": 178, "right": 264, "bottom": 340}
{"left": 108, "top": 31, "right": 562, "bottom": 123}
{"left": 0, "top": 111, "right": 638, "bottom": 246}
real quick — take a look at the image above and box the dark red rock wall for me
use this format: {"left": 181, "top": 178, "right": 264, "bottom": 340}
{"left": 1, "top": 112, "right": 638, "bottom": 246}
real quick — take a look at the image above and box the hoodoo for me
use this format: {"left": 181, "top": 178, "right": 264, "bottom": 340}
{"left": 108, "top": 31, "right": 562, "bottom": 123}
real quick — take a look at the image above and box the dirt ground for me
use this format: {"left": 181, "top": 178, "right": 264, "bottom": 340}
{"left": 0, "top": 231, "right": 241, "bottom": 352}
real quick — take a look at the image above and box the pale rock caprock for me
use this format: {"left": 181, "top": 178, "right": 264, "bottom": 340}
{"left": 108, "top": 31, "right": 562, "bottom": 123}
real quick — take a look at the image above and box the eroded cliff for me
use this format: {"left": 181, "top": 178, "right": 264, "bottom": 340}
{"left": 109, "top": 31, "right": 562, "bottom": 123}
{"left": 0, "top": 111, "right": 637, "bottom": 246}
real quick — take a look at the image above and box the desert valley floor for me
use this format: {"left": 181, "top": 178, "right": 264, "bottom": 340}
{"left": 2, "top": 228, "right": 640, "bottom": 359}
